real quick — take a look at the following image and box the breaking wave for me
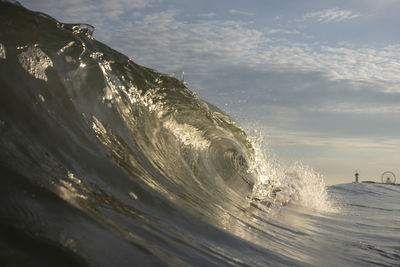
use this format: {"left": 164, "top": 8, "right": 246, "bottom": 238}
{"left": 0, "top": 2, "right": 334, "bottom": 266}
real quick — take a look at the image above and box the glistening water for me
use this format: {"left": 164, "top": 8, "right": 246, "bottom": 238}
{"left": 0, "top": 2, "right": 399, "bottom": 266}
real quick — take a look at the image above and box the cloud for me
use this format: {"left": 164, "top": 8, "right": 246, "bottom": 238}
{"left": 100, "top": 10, "right": 267, "bottom": 74}
{"left": 20, "top": 1, "right": 399, "bottom": 93}
{"left": 303, "top": 8, "right": 360, "bottom": 23}
{"left": 250, "top": 126, "right": 400, "bottom": 152}
{"left": 59, "top": 10, "right": 400, "bottom": 87}
{"left": 309, "top": 103, "right": 400, "bottom": 115}
{"left": 229, "top": 9, "right": 254, "bottom": 16}
{"left": 199, "top": 12, "right": 216, "bottom": 18}
{"left": 21, "top": 0, "right": 162, "bottom": 24}
{"left": 264, "top": 27, "right": 301, "bottom": 35}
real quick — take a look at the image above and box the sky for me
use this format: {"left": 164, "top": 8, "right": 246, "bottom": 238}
{"left": 19, "top": 0, "right": 400, "bottom": 185}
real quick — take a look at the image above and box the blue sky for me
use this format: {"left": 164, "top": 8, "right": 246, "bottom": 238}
{"left": 20, "top": 0, "right": 400, "bottom": 185}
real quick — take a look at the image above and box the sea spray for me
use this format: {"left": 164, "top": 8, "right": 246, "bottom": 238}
{"left": 283, "top": 162, "right": 337, "bottom": 212}
{"left": 248, "top": 134, "right": 336, "bottom": 213}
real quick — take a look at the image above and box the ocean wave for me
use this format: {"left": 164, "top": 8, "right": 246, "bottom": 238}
{"left": 0, "top": 2, "right": 335, "bottom": 265}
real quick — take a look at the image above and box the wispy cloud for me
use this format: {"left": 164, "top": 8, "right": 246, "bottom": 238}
{"left": 264, "top": 27, "right": 301, "bottom": 35}
{"left": 309, "top": 103, "right": 400, "bottom": 115}
{"left": 98, "top": 8, "right": 400, "bottom": 94}
{"left": 303, "top": 8, "right": 360, "bottom": 23}
{"left": 22, "top": 0, "right": 162, "bottom": 24}
{"left": 199, "top": 12, "right": 216, "bottom": 18}
{"left": 21, "top": 1, "right": 399, "bottom": 93}
{"left": 101, "top": 10, "right": 266, "bottom": 74}
{"left": 253, "top": 127, "right": 400, "bottom": 152}
{"left": 229, "top": 9, "right": 254, "bottom": 17}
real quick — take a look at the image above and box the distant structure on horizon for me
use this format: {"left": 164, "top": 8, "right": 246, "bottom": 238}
{"left": 354, "top": 171, "right": 359, "bottom": 183}
{"left": 381, "top": 171, "right": 396, "bottom": 184}
{"left": 355, "top": 170, "right": 398, "bottom": 185}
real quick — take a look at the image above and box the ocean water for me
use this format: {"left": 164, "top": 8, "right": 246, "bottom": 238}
{"left": 0, "top": 2, "right": 399, "bottom": 266}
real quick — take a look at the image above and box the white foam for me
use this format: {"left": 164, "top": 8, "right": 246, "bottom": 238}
{"left": 249, "top": 136, "right": 337, "bottom": 213}
{"left": 280, "top": 162, "right": 337, "bottom": 212}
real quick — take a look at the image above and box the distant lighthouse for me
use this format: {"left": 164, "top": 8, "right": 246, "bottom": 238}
{"left": 354, "top": 171, "right": 359, "bottom": 183}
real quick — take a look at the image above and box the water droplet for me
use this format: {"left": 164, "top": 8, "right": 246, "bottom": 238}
{"left": 129, "top": 191, "right": 138, "bottom": 200}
